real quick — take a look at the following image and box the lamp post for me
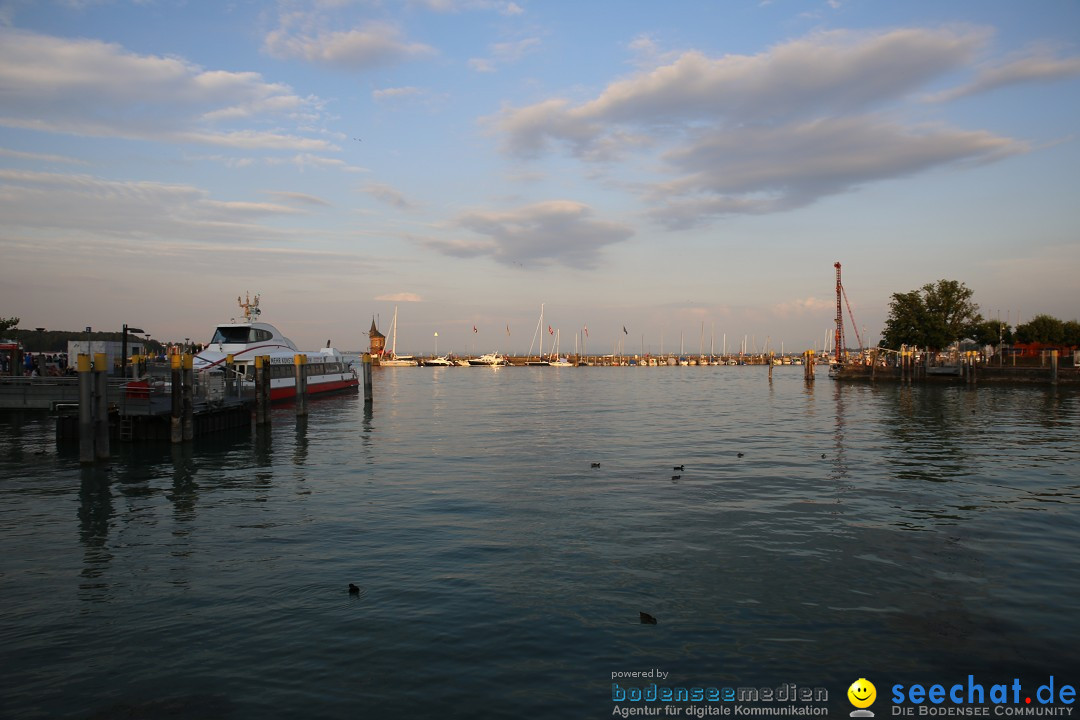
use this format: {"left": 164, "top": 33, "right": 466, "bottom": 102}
{"left": 122, "top": 324, "right": 144, "bottom": 377}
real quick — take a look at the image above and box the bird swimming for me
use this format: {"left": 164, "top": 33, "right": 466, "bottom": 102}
{"left": 673, "top": 465, "right": 684, "bottom": 471}
{"left": 671, "top": 475, "right": 681, "bottom": 481}
{"left": 348, "top": 583, "right": 360, "bottom": 595}
{"left": 591, "top": 462, "right": 601, "bottom": 468}
{"left": 640, "top": 612, "right": 658, "bottom": 625}
{"left": 737, "top": 452, "right": 744, "bottom": 458}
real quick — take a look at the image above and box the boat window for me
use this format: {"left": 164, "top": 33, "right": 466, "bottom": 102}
{"left": 210, "top": 326, "right": 254, "bottom": 344}
{"left": 254, "top": 329, "right": 273, "bottom": 342}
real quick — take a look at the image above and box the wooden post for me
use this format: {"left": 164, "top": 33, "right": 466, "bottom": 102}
{"left": 255, "top": 355, "right": 268, "bottom": 426}
{"left": 93, "top": 352, "right": 109, "bottom": 460}
{"left": 78, "top": 353, "right": 94, "bottom": 463}
{"left": 294, "top": 354, "right": 308, "bottom": 417}
{"left": 182, "top": 353, "right": 194, "bottom": 441}
{"left": 225, "top": 354, "right": 236, "bottom": 399}
{"left": 362, "top": 353, "right": 373, "bottom": 405}
{"left": 171, "top": 354, "right": 182, "bottom": 443}
{"left": 768, "top": 354, "right": 773, "bottom": 382}
{"left": 1051, "top": 349, "right": 1059, "bottom": 385}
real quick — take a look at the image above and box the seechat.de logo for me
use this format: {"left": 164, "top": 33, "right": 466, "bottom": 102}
{"left": 848, "top": 678, "right": 877, "bottom": 718}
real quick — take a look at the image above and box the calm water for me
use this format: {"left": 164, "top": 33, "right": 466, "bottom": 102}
{"left": 1, "top": 367, "right": 1078, "bottom": 719}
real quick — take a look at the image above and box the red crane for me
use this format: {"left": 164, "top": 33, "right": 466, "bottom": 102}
{"left": 834, "top": 261, "right": 863, "bottom": 363}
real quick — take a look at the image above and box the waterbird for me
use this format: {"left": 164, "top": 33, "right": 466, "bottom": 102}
{"left": 737, "top": 452, "right": 744, "bottom": 458}
{"left": 640, "top": 612, "right": 658, "bottom": 625}
{"left": 821, "top": 453, "right": 826, "bottom": 459}
{"left": 348, "top": 583, "right": 360, "bottom": 595}
{"left": 671, "top": 475, "right": 681, "bottom": 481}
{"left": 673, "top": 465, "right": 684, "bottom": 471}
{"left": 591, "top": 462, "right": 601, "bottom": 468}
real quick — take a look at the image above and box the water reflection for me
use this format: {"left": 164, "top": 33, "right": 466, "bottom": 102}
{"left": 77, "top": 464, "right": 113, "bottom": 601}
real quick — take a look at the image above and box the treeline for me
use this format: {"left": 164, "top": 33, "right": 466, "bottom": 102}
{"left": 1, "top": 321, "right": 166, "bottom": 354}
{"left": 878, "top": 282, "right": 1078, "bottom": 350}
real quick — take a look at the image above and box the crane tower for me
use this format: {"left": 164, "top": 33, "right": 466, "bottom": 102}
{"left": 834, "top": 262, "right": 845, "bottom": 364}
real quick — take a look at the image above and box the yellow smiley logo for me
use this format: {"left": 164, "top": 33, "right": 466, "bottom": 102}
{"left": 848, "top": 678, "right": 876, "bottom": 709}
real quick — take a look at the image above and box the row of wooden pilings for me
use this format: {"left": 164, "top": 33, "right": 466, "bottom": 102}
{"left": 248, "top": 353, "right": 375, "bottom": 431}
{"left": 765, "top": 351, "right": 818, "bottom": 383}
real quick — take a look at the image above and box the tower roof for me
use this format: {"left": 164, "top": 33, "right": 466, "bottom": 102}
{"left": 369, "top": 316, "right": 385, "bottom": 340}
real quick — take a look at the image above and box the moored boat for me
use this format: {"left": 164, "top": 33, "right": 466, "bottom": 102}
{"left": 192, "top": 293, "right": 358, "bottom": 402}
{"left": 468, "top": 352, "right": 507, "bottom": 366}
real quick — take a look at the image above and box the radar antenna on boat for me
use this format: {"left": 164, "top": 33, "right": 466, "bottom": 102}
{"left": 238, "top": 292, "right": 262, "bottom": 323}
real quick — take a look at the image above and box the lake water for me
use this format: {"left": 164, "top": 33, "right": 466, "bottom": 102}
{"left": 1, "top": 367, "right": 1078, "bottom": 719}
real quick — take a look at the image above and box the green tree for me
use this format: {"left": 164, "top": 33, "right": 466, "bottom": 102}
{"left": 879, "top": 280, "right": 981, "bottom": 350}
{"left": 969, "top": 319, "right": 1013, "bottom": 347}
{"left": 1015, "top": 314, "right": 1065, "bottom": 344}
{"left": 1064, "top": 320, "right": 1080, "bottom": 346}
{"left": 0, "top": 316, "right": 19, "bottom": 335}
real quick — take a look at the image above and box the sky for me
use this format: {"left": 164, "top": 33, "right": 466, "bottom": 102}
{"left": 1, "top": 0, "right": 1078, "bottom": 356}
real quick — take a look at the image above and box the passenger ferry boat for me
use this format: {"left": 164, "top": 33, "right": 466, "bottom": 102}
{"left": 192, "top": 294, "right": 358, "bottom": 401}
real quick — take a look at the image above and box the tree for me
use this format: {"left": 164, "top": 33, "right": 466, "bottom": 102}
{"left": 969, "top": 319, "right": 1013, "bottom": 347}
{"left": 0, "top": 316, "right": 19, "bottom": 335}
{"left": 1016, "top": 314, "right": 1065, "bottom": 344}
{"left": 1064, "top": 320, "right": 1080, "bottom": 346}
{"left": 879, "top": 280, "right": 981, "bottom": 350}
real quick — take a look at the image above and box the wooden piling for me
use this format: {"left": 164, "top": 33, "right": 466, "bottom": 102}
{"left": 294, "top": 354, "right": 308, "bottom": 417}
{"left": 1051, "top": 350, "right": 1059, "bottom": 385}
{"left": 182, "top": 353, "right": 194, "bottom": 441}
{"left": 78, "top": 353, "right": 94, "bottom": 463}
{"left": 171, "top": 354, "right": 183, "bottom": 443}
{"left": 362, "top": 353, "right": 373, "bottom": 404}
{"left": 93, "top": 352, "right": 109, "bottom": 460}
{"left": 255, "top": 355, "right": 268, "bottom": 426}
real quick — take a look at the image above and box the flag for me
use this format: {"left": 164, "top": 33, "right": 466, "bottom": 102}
{"left": 584, "top": 325, "right": 588, "bottom": 338}
{"left": 473, "top": 325, "right": 477, "bottom": 333}
{"left": 623, "top": 325, "right": 628, "bottom": 335}
{"left": 548, "top": 325, "right": 554, "bottom": 335}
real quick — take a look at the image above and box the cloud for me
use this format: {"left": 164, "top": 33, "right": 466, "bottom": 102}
{"left": 364, "top": 182, "right": 415, "bottom": 209}
{"left": 0, "top": 28, "right": 329, "bottom": 151}
{"left": 926, "top": 49, "right": 1080, "bottom": 102}
{"left": 469, "top": 37, "right": 540, "bottom": 73}
{"left": 264, "top": 16, "right": 435, "bottom": 69}
{"left": 647, "top": 116, "right": 1025, "bottom": 228}
{"left": 771, "top": 296, "right": 835, "bottom": 317}
{"left": 373, "top": 86, "right": 424, "bottom": 101}
{"left": 425, "top": 200, "right": 633, "bottom": 268}
{"left": 0, "top": 168, "right": 303, "bottom": 243}
{"left": 490, "top": 27, "right": 987, "bottom": 157}
{"left": 409, "top": 0, "right": 523, "bottom": 14}
{"left": 264, "top": 191, "right": 332, "bottom": 207}
{"left": 486, "top": 26, "right": 1029, "bottom": 229}
{"left": 375, "top": 292, "right": 423, "bottom": 302}
{"left": 0, "top": 147, "right": 86, "bottom": 165}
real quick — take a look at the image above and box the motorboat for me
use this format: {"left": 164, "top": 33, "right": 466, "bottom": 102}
{"left": 467, "top": 353, "right": 506, "bottom": 366}
{"left": 192, "top": 293, "right": 358, "bottom": 401}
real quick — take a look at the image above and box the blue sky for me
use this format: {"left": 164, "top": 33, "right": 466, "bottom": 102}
{"left": 1, "top": 0, "right": 1078, "bottom": 355}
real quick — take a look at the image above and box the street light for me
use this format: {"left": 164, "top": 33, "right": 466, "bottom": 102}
{"left": 122, "top": 324, "right": 144, "bottom": 377}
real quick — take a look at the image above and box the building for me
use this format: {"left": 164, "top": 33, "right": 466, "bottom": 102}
{"left": 368, "top": 317, "right": 386, "bottom": 357}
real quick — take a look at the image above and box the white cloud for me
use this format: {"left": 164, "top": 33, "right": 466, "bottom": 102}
{"left": 364, "top": 182, "right": 415, "bottom": 210}
{"left": 469, "top": 37, "right": 540, "bottom": 73}
{"left": 0, "top": 28, "right": 329, "bottom": 151}
{"left": 486, "top": 26, "right": 1030, "bottom": 229}
{"left": 425, "top": 200, "right": 634, "bottom": 268}
{"left": 263, "top": 16, "right": 434, "bottom": 69}
{"left": 926, "top": 49, "right": 1080, "bottom": 102}
{"left": 375, "top": 292, "right": 423, "bottom": 302}
{"left": 373, "top": 86, "right": 424, "bottom": 101}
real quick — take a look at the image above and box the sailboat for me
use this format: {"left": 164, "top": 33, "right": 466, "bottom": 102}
{"left": 525, "top": 303, "right": 550, "bottom": 366}
{"left": 550, "top": 329, "right": 572, "bottom": 366}
{"left": 380, "top": 306, "right": 418, "bottom": 366}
